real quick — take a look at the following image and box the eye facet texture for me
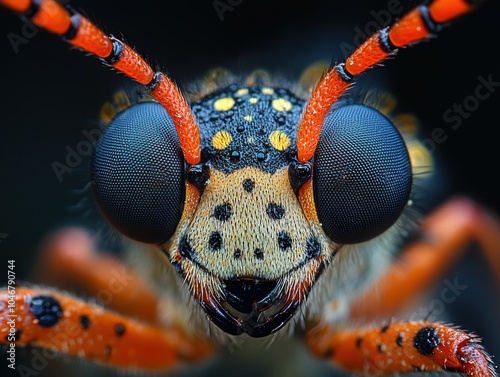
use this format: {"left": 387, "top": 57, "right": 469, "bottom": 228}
{"left": 314, "top": 105, "right": 412, "bottom": 244}
{"left": 92, "top": 102, "right": 185, "bottom": 244}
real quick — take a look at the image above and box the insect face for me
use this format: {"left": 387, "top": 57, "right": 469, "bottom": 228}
{"left": 90, "top": 81, "right": 413, "bottom": 336}
{"left": 1, "top": 1, "right": 500, "bottom": 376}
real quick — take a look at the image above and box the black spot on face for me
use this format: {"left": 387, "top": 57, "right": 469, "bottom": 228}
{"left": 243, "top": 179, "right": 255, "bottom": 193}
{"left": 256, "top": 152, "right": 266, "bottom": 162}
{"left": 381, "top": 324, "right": 389, "bottom": 333}
{"left": 377, "top": 343, "right": 386, "bottom": 353}
{"left": 277, "top": 231, "right": 292, "bottom": 250}
{"left": 30, "top": 296, "right": 63, "bottom": 327}
{"left": 80, "top": 315, "right": 91, "bottom": 329}
{"left": 213, "top": 203, "right": 232, "bottom": 221}
{"left": 413, "top": 326, "right": 440, "bottom": 356}
{"left": 305, "top": 237, "right": 321, "bottom": 259}
{"left": 234, "top": 249, "right": 242, "bottom": 259}
{"left": 209, "top": 231, "right": 223, "bottom": 251}
{"left": 254, "top": 248, "right": 264, "bottom": 260}
{"left": 179, "top": 236, "right": 195, "bottom": 259}
{"left": 396, "top": 333, "right": 404, "bottom": 347}
{"left": 230, "top": 150, "right": 240, "bottom": 162}
{"left": 267, "top": 203, "right": 285, "bottom": 220}
{"left": 115, "top": 324, "right": 126, "bottom": 336}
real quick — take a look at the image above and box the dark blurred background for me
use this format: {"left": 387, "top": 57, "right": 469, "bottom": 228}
{"left": 0, "top": 0, "right": 499, "bottom": 376}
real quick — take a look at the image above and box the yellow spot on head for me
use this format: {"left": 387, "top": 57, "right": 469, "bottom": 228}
{"left": 261, "top": 87, "right": 274, "bottom": 95}
{"left": 235, "top": 88, "right": 249, "bottom": 97}
{"left": 269, "top": 130, "right": 291, "bottom": 151}
{"left": 272, "top": 98, "right": 292, "bottom": 112}
{"left": 212, "top": 130, "right": 233, "bottom": 150}
{"left": 248, "top": 97, "right": 259, "bottom": 104}
{"left": 244, "top": 114, "right": 253, "bottom": 122}
{"left": 213, "top": 97, "right": 235, "bottom": 111}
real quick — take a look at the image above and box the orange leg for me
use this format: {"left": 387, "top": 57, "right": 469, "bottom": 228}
{"left": 306, "top": 197, "right": 499, "bottom": 375}
{"left": 0, "top": 287, "right": 213, "bottom": 372}
{"left": 307, "top": 321, "right": 496, "bottom": 376}
{"left": 350, "top": 197, "right": 500, "bottom": 321}
{"left": 31, "top": 227, "right": 160, "bottom": 324}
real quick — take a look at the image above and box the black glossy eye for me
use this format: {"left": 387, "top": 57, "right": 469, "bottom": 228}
{"left": 313, "top": 104, "right": 412, "bottom": 244}
{"left": 91, "top": 102, "right": 185, "bottom": 244}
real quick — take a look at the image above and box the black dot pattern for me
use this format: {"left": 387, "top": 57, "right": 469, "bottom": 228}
{"left": 193, "top": 85, "right": 305, "bottom": 174}
{"left": 209, "top": 231, "right": 223, "bottom": 251}
{"left": 277, "top": 231, "right": 292, "bottom": 250}
{"left": 115, "top": 324, "right": 126, "bottom": 336}
{"left": 213, "top": 203, "right": 232, "bottom": 221}
{"left": 413, "top": 327, "right": 440, "bottom": 355}
{"left": 30, "top": 296, "right": 63, "bottom": 327}
{"left": 243, "top": 179, "right": 255, "bottom": 193}
{"left": 305, "top": 237, "right": 321, "bottom": 259}
{"left": 80, "top": 315, "right": 91, "bottom": 329}
{"left": 254, "top": 248, "right": 264, "bottom": 260}
{"left": 234, "top": 249, "right": 242, "bottom": 259}
{"left": 266, "top": 203, "right": 285, "bottom": 220}
{"left": 396, "top": 333, "right": 404, "bottom": 347}
{"left": 179, "top": 236, "right": 195, "bottom": 258}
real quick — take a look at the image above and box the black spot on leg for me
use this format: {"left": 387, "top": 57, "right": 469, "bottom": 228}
{"left": 209, "top": 231, "right": 223, "bottom": 251}
{"left": 14, "top": 329, "right": 22, "bottom": 341}
{"left": 243, "top": 179, "right": 255, "bottom": 193}
{"left": 355, "top": 337, "right": 363, "bottom": 349}
{"left": 266, "top": 203, "right": 285, "bottom": 220}
{"left": 79, "top": 315, "right": 91, "bottom": 329}
{"left": 413, "top": 326, "right": 440, "bottom": 355}
{"left": 323, "top": 347, "right": 334, "bottom": 358}
{"left": 277, "top": 231, "right": 292, "bottom": 250}
{"left": 115, "top": 324, "right": 126, "bottom": 336}
{"left": 396, "top": 333, "right": 404, "bottom": 347}
{"left": 213, "top": 203, "right": 232, "bottom": 221}
{"left": 5, "top": 329, "right": 22, "bottom": 342}
{"left": 30, "top": 296, "right": 63, "bottom": 327}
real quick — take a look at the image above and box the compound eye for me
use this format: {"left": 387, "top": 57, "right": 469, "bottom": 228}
{"left": 91, "top": 102, "right": 185, "bottom": 244}
{"left": 313, "top": 104, "right": 412, "bottom": 244}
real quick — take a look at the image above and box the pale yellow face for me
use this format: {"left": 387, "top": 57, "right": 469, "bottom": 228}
{"left": 161, "top": 83, "right": 338, "bottom": 336}
{"left": 177, "top": 166, "right": 324, "bottom": 281}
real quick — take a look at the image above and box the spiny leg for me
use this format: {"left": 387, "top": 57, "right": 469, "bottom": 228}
{"left": 31, "top": 227, "right": 161, "bottom": 324}
{"left": 350, "top": 197, "right": 500, "bottom": 321}
{"left": 305, "top": 197, "right": 499, "bottom": 375}
{"left": 0, "top": 288, "right": 213, "bottom": 372}
{"left": 306, "top": 321, "right": 496, "bottom": 376}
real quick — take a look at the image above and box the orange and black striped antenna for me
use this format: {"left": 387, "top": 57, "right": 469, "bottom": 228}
{"left": 0, "top": 0, "right": 201, "bottom": 165}
{"left": 296, "top": 0, "right": 480, "bottom": 162}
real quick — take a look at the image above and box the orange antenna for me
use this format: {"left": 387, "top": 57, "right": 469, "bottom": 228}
{"left": 296, "top": 0, "right": 480, "bottom": 162}
{"left": 1, "top": 0, "right": 201, "bottom": 165}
